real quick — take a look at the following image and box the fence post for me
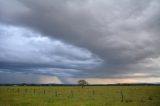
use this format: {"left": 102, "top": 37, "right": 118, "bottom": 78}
{"left": 55, "top": 90, "right": 58, "bottom": 97}
{"left": 71, "top": 90, "right": 74, "bottom": 97}
{"left": 17, "top": 88, "right": 19, "bottom": 93}
{"left": 120, "top": 90, "right": 124, "bottom": 102}
{"left": 44, "top": 90, "right": 45, "bottom": 95}
{"left": 25, "top": 89, "right": 27, "bottom": 93}
{"left": 34, "top": 89, "right": 35, "bottom": 94}
{"left": 92, "top": 90, "right": 95, "bottom": 96}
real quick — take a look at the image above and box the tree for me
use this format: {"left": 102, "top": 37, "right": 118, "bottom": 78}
{"left": 78, "top": 80, "right": 88, "bottom": 88}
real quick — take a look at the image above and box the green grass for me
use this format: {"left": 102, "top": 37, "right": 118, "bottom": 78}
{"left": 0, "top": 86, "right": 160, "bottom": 106}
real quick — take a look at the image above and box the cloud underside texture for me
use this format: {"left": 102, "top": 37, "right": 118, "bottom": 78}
{"left": 0, "top": 0, "right": 160, "bottom": 83}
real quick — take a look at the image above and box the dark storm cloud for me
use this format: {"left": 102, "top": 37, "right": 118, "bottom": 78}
{"left": 0, "top": 0, "right": 160, "bottom": 80}
{"left": 0, "top": 24, "right": 102, "bottom": 77}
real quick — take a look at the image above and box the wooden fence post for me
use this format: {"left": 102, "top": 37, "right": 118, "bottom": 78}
{"left": 71, "top": 90, "right": 74, "bottom": 97}
{"left": 92, "top": 90, "right": 95, "bottom": 96}
{"left": 44, "top": 90, "right": 45, "bottom": 95}
{"left": 120, "top": 90, "right": 124, "bottom": 102}
{"left": 55, "top": 90, "right": 58, "bottom": 97}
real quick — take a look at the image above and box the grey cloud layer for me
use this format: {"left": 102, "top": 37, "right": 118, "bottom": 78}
{"left": 0, "top": 24, "right": 101, "bottom": 76}
{"left": 0, "top": 0, "right": 160, "bottom": 79}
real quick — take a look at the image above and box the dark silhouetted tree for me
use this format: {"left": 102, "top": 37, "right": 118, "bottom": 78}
{"left": 78, "top": 80, "right": 88, "bottom": 88}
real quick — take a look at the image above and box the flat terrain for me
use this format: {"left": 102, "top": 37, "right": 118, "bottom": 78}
{"left": 0, "top": 86, "right": 160, "bottom": 106}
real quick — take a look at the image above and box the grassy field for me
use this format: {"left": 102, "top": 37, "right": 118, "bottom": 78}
{"left": 0, "top": 86, "right": 160, "bottom": 106}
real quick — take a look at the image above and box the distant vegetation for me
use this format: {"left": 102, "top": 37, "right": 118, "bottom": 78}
{"left": 0, "top": 86, "right": 160, "bottom": 106}
{"left": 78, "top": 80, "right": 88, "bottom": 88}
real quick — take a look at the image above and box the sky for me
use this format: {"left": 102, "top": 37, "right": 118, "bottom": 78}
{"left": 0, "top": 0, "right": 160, "bottom": 84}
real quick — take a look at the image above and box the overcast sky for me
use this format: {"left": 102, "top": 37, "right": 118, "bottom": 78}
{"left": 0, "top": 0, "right": 160, "bottom": 84}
